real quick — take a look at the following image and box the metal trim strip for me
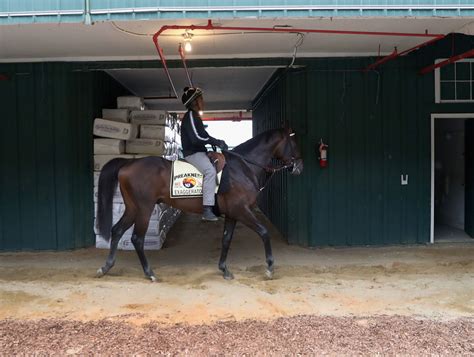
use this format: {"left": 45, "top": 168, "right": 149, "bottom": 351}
{"left": 2, "top": 5, "right": 472, "bottom": 18}
{"left": 90, "top": 5, "right": 474, "bottom": 14}
{"left": 0, "top": 10, "right": 83, "bottom": 18}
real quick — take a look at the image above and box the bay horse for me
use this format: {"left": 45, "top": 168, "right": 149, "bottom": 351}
{"left": 96, "top": 127, "right": 303, "bottom": 281}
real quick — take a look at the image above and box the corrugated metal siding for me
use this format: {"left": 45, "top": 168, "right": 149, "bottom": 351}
{"left": 0, "top": 0, "right": 84, "bottom": 24}
{"left": 254, "top": 62, "right": 429, "bottom": 246}
{"left": 253, "top": 34, "right": 474, "bottom": 246}
{"left": 90, "top": 1, "right": 474, "bottom": 21}
{"left": 0, "top": 63, "right": 126, "bottom": 250}
{"left": 253, "top": 69, "right": 310, "bottom": 246}
{"left": 1, "top": 0, "right": 473, "bottom": 24}
{"left": 0, "top": 0, "right": 83, "bottom": 11}
{"left": 253, "top": 71, "right": 288, "bottom": 239}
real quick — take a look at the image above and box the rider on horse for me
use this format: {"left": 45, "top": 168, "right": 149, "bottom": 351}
{"left": 180, "top": 87, "right": 228, "bottom": 221}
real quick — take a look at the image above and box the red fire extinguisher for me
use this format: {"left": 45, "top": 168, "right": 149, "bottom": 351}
{"left": 318, "top": 139, "right": 328, "bottom": 168}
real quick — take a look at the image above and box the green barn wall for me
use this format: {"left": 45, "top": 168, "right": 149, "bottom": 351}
{"left": 0, "top": 63, "right": 127, "bottom": 250}
{"left": 253, "top": 34, "right": 474, "bottom": 247}
{"left": 0, "top": 34, "right": 472, "bottom": 250}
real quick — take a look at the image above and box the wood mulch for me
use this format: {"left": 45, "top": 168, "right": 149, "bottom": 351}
{"left": 1, "top": 315, "right": 473, "bottom": 355}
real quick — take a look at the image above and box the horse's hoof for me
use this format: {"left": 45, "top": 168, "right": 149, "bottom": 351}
{"left": 223, "top": 271, "right": 234, "bottom": 280}
{"left": 96, "top": 268, "right": 105, "bottom": 278}
{"left": 265, "top": 268, "right": 274, "bottom": 280}
{"left": 149, "top": 275, "right": 158, "bottom": 283}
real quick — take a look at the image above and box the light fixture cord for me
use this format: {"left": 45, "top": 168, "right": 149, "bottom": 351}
{"left": 288, "top": 32, "right": 305, "bottom": 68}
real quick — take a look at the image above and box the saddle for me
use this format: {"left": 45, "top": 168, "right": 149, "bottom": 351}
{"left": 170, "top": 152, "right": 226, "bottom": 198}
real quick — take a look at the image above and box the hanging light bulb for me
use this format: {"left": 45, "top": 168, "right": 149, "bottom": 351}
{"left": 183, "top": 31, "right": 193, "bottom": 52}
{"left": 184, "top": 40, "right": 192, "bottom": 52}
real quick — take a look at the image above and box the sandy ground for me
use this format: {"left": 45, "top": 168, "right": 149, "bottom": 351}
{"left": 0, "top": 213, "right": 473, "bottom": 325}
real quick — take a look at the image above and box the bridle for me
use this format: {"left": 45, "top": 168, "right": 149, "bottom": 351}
{"left": 226, "top": 152, "right": 294, "bottom": 174}
{"left": 225, "top": 131, "right": 301, "bottom": 192}
{"left": 276, "top": 132, "right": 302, "bottom": 174}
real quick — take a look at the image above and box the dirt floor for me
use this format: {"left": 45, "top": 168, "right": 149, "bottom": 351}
{"left": 1, "top": 213, "right": 473, "bottom": 354}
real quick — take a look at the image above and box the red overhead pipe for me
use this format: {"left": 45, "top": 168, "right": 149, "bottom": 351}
{"left": 419, "top": 48, "right": 474, "bottom": 75}
{"left": 154, "top": 39, "right": 178, "bottom": 98}
{"left": 153, "top": 19, "right": 443, "bottom": 41}
{"left": 152, "top": 19, "right": 445, "bottom": 98}
{"left": 365, "top": 48, "right": 398, "bottom": 72}
{"left": 364, "top": 34, "right": 445, "bottom": 71}
{"left": 178, "top": 43, "right": 193, "bottom": 87}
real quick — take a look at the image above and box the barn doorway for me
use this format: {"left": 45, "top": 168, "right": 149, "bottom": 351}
{"left": 431, "top": 114, "right": 474, "bottom": 243}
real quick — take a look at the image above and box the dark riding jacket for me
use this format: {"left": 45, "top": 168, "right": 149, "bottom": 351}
{"left": 181, "top": 109, "right": 220, "bottom": 157}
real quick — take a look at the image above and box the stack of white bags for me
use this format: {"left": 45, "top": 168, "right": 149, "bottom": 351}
{"left": 93, "top": 96, "right": 181, "bottom": 250}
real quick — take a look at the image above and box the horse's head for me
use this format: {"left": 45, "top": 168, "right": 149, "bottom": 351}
{"left": 274, "top": 128, "right": 304, "bottom": 175}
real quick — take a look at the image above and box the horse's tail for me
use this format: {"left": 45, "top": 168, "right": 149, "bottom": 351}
{"left": 96, "top": 158, "right": 129, "bottom": 240}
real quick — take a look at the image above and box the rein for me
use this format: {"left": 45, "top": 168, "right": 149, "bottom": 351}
{"left": 224, "top": 150, "right": 294, "bottom": 173}
{"left": 222, "top": 131, "right": 300, "bottom": 192}
{"left": 224, "top": 150, "right": 297, "bottom": 192}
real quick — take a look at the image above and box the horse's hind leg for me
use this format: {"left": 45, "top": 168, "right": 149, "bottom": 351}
{"left": 96, "top": 210, "right": 135, "bottom": 277}
{"left": 218, "top": 217, "right": 236, "bottom": 280}
{"left": 238, "top": 207, "right": 274, "bottom": 279}
{"left": 131, "top": 206, "right": 157, "bottom": 282}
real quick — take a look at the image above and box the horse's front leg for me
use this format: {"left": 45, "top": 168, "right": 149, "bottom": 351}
{"left": 218, "top": 217, "right": 236, "bottom": 280}
{"left": 239, "top": 207, "right": 274, "bottom": 279}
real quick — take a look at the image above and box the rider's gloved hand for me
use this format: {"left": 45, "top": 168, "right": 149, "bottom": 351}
{"left": 216, "top": 140, "right": 228, "bottom": 151}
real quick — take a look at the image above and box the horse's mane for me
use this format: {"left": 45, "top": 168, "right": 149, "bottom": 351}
{"left": 232, "top": 128, "right": 283, "bottom": 155}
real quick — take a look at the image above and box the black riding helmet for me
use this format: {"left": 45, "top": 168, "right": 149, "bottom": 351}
{"left": 181, "top": 87, "right": 203, "bottom": 108}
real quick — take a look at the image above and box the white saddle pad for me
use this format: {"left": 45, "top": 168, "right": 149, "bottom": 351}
{"left": 170, "top": 160, "right": 221, "bottom": 198}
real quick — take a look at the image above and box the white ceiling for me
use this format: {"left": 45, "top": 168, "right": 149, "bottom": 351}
{"left": 106, "top": 67, "right": 277, "bottom": 111}
{"left": 1, "top": 18, "right": 472, "bottom": 61}
{"left": 1, "top": 17, "right": 472, "bottom": 110}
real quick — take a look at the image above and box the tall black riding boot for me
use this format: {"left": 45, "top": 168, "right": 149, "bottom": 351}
{"left": 202, "top": 206, "right": 218, "bottom": 222}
